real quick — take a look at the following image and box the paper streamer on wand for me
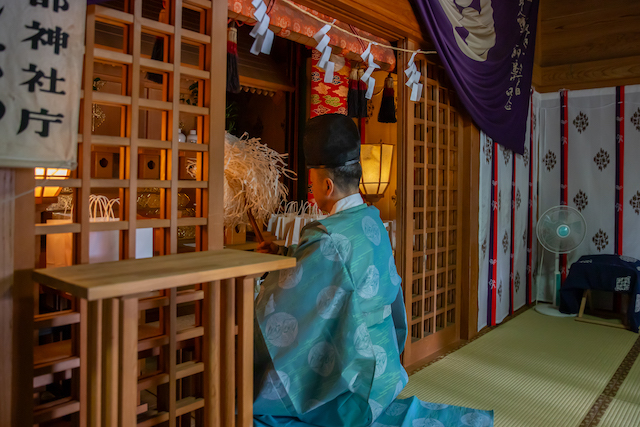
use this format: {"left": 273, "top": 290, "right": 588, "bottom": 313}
{"left": 312, "top": 20, "right": 337, "bottom": 83}
{"left": 360, "top": 43, "right": 380, "bottom": 99}
{"left": 405, "top": 50, "right": 423, "bottom": 102}
{"left": 250, "top": 0, "right": 274, "bottom": 55}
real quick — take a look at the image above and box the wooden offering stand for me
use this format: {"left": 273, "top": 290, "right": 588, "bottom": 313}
{"left": 33, "top": 250, "right": 295, "bottom": 427}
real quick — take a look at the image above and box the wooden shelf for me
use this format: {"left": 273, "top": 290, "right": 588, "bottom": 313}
{"left": 33, "top": 249, "right": 295, "bottom": 300}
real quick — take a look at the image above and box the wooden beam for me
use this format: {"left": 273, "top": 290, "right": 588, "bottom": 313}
{"left": 293, "top": 0, "right": 427, "bottom": 45}
{"left": 534, "top": 55, "right": 640, "bottom": 93}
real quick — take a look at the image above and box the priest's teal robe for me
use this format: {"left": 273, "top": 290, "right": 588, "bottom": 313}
{"left": 254, "top": 204, "right": 493, "bottom": 427}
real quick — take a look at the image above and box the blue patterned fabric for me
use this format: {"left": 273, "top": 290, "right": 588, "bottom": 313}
{"left": 254, "top": 204, "right": 494, "bottom": 427}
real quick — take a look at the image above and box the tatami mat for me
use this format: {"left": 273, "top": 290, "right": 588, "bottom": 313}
{"left": 597, "top": 398, "right": 640, "bottom": 427}
{"left": 612, "top": 346, "right": 640, "bottom": 404}
{"left": 399, "top": 309, "right": 637, "bottom": 427}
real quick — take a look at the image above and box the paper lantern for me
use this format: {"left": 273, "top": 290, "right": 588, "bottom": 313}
{"left": 359, "top": 143, "right": 393, "bottom": 203}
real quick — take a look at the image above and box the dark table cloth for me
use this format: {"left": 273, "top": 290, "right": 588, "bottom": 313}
{"left": 560, "top": 254, "right": 640, "bottom": 332}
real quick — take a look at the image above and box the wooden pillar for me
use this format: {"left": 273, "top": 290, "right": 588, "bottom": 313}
{"left": 460, "top": 116, "right": 480, "bottom": 340}
{"left": 207, "top": 0, "right": 228, "bottom": 250}
{"left": 221, "top": 278, "right": 236, "bottom": 427}
{"left": 87, "top": 300, "right": 103, "bottom": 427}
{"left": 236, "top": 276, "right": 254, "bottom": 427}
{"left": 119, "top": 297, "right": 139, "bottom": 426}
{"left": 203, "top": 280, "right": 221, "bottom": 426}
{"left": 0, "top": 169, "right": 14, "bottom": 427}
{"left": 12, "top": 168, "right": 35, "bottom": 426}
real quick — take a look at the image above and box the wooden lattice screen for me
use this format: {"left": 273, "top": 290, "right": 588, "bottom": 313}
{"left": 401, "top": 55, "right": 463, "bottom": 366}
{"left": 27, "top": 0, "right": 228, "bottom": 425}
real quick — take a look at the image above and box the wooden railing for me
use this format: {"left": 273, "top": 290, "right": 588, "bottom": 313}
{"left": 32, "top": 249, "right": 295, "bottom": 426}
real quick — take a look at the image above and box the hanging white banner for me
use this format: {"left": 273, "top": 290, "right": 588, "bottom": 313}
{"left": 0, "top": 1, "right": 85, "bottom": 169}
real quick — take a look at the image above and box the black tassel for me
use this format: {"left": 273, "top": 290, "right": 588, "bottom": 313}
{"left": 357, "top": 68, "right": 367, "bottom": 118}
{"left": 378, "top": 73, "right": 396, "bottom": 123}
{"left": 347, "top": 67, "right": 360, "bottom": 118}
{"left": 226, "top": 25, "right": 241, "bottom": 93}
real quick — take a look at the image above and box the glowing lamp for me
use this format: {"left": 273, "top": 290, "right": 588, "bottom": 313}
{"left": 359, "top": 143, "right": 394, "bottom": 203}
{"left": 35, "top": 167, "right": 70, "bottom": 203}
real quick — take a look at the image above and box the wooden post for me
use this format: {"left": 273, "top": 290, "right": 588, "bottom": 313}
{"left": 203, "top": 280, "right": 221, "bottom": 426}
{"left": 12, "top": 168, "right": 35, "bottom": 427}
{"left": 460, "top": 117, "right": 480, "bottom": 340}
{"left": 119, "top": 297, "right": 138, "bottom": 426}
{"left": 87, "top": 300, "right": 103, "bottom": 427}
{"left": 208, "top": 0, "right": 228, "bottom": 250}
{"left": 236, "top": 276, "right": 254, "bottom": 427}
{"left": 102, "top": 298, "right": 120, "bottom": 426}
{"left": 221, "top": 278, "right": 236, "bottom": 427}
{"left": 0, "top": 169, "right": 14, "bottom": 427}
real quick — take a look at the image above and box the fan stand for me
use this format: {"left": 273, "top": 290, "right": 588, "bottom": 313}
{"left": 535, "top": 252, "right": 576, "bottom": 317}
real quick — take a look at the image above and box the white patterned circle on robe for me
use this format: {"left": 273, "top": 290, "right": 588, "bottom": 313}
{"left": 264, "top": 294, "right": 276, "bottom": 316}
{"left": 389, "top": 255, "right": 401, "bottom": 286}
{"left": 620, "top": 255, "right": 637, "bottom": 263}
{"left": 413, "top": 419, "right": 445, "bottom": 427}
{"left": 394, "top": 380, "right": 404, "bottom": 398}
{"left": 383, "top": 304, "right": 392, "bottom": 319}
{"left": 420, "top": 402, "right": 449, "bottom": 410}
{"left": 278, "top": 264, "right": 303, "bottom": 289}
{"left": 385, "top": 402, "right": 408, "bottom": 417}
{"left": 320, "top": 234, "right": 352, "bottom": 262}
{"left": 308, "top": 341, "right": 336, "bottom": 377}
{"left": 260, "top": 370, "right": 290, "bottom": 400}
{"left": 354, "top": 323, "right": 374, "bottom": 357}
{"left": 369, "top": 399, "right": 384, "bottom": 421}
{"left": 265, "top": 312, "right": 298, "bottom": 347}
{"left": 358, "top": 265, "right": 380, "bottom": 299}
{"left": 461, "top": 412, "right": 492, "bottom": 427}
{"left": 362, "top": 216, "right": 381, "bottom": 246}
{"left": 373, "top": 345, "right": 388, "bottom": 378}
{"left": 316, "top": 286, "right": 348, "bottom": 319}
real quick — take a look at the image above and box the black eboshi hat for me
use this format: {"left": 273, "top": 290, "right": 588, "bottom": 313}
{"left": 303, "top": 114, "right": 361, "bottom": 169}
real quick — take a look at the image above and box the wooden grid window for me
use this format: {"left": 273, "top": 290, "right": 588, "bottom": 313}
{"left": 26, "top": 0, "right": 228, "bottom": 424}
{"left": 402, "top": 56, "right": 462, "bottom": 366}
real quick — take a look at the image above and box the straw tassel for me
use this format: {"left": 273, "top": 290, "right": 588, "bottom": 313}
{"left": 227, "top": 24, "right": 241, "bottom": 93}
{"left": 378, "top": 73, "right": 397, "bottom": 123}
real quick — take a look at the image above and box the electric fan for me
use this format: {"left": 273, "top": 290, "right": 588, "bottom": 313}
{"left": 535, "top": 205, "right": 587, "bottom": 317}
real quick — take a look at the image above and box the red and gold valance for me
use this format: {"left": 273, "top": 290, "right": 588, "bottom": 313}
{"left": 228, "top": 0, "right": 396, "bottom": 70}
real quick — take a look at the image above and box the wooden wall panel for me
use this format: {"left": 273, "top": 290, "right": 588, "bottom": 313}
{"left": 538, "top": 4, "right": 640, "bottom": 68}
{"left": 534, "top": 0, "right": 640, "bottom": 92}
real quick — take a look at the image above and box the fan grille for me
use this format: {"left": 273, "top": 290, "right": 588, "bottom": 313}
{"left": 536, "top": 206, "right": 586, "bottom": 254}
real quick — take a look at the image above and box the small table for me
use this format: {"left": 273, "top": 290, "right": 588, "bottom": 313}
{"left": 559, "top": 254, "right": 640, "bottom": 332}
{"left": 33, "top": 249, "right": 295, "bottom": 426}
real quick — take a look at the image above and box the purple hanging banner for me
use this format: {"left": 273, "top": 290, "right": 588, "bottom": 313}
{"left": 412, "top": 0, "right": 539, "bottom": 154}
